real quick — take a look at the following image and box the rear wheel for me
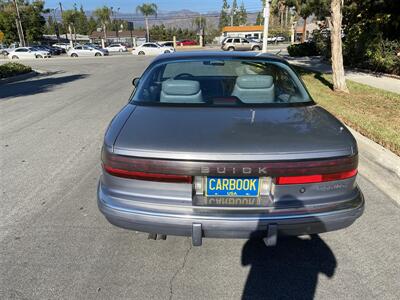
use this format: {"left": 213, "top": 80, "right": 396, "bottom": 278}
{"left": 71, "top": 53, "right": 78, "bottom": 57}
{"left": 228, "top": 47, "right": 235, "bottom": 51}
{"left": 95, "top": 52, "right": 101, "bottom": 56}
{"left": 12, "top": 55, "right": 19, "bottom": 59}
{"left": 252, "top": 45, "right": 261, "bottom": 51}
{"left": 138, "top": 51, "right": 145, "bottom": 55}
{"left": 36, "top": 54, "right": 43, "bottom": 58}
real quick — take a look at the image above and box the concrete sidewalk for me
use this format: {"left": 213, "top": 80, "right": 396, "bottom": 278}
{"left": 286, "top": 56, "right": 400, "bottom": 94}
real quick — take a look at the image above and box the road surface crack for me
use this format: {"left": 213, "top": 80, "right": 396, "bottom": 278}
{"left": 169, "top": 238, "right": 192, "bottom": 300}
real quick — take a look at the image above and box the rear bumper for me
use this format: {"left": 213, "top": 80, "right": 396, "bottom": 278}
{"left": 97, "top": 181, "right": 364, "bottom": 240}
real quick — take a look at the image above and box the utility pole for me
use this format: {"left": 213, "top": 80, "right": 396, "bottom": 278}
{"left": 12, "top": 0, "right": 25, "bottom": 46}
{"left": 262, "top": 0, "right": 270, "bottom": 53}
{"left": 59, "top": 2, "right": 67, "bottom": 40}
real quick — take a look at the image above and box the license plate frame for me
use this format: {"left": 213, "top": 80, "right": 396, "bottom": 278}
{"left": 205, "top": 177, "right": 260, "bottom": 198}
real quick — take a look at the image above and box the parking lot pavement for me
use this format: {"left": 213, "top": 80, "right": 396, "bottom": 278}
{"left": 0, "top": 56, "right": 399, "bottom": 299}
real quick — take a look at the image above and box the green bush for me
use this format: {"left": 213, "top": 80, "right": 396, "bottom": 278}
{"left": 287, "top": 42, "right": 318, "bottom": 57}
{"left": 0, "top": 62, "right": 32, "bottom": 78}
{"left": 312, "top": 30, "right": 331, "bottom": 59}
{"left": 343, "top": 25, "right": 400, "bottom": 75}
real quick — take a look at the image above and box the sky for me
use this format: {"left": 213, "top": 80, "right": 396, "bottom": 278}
{"left": 44, "top": 0, "right": 264, "bottom": 13}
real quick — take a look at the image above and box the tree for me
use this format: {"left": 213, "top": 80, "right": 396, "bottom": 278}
{"left": 62, "top": 9, "right": 78, "bottom": 46}
{"left": 136, "top": 3, "right": 157, "bottom": 42}
{"left": 237, "top": 1, "right": 247, "bottom": 25}
{"left": 218, "top": 0, "right": 230, "bottom": 29}
{"left": 45, "top": 15, "right": 56, "bottom": 35}
{"left": 75, "top": 5, "right": 89, "bottom": 35}
{"left": 93, "top": 6, "right": 111, "bottom": 45}
{"left": 231, "top": 0, "right": 238, "bottom": 25}
{"left": 87, "top": 16, "right": 98, "bottom": 35}
{"left": 330, "top": 0, "right": 348, "bottom": 92}
{"left": 286, "top": 0, "right": 329, "bottom": 42}
{"left": 0, "top": 0, "right": 46, "bottom": 45}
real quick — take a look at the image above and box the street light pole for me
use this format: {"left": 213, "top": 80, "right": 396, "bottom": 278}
{"left": 262, "top": 0, "right": 271, "bottom": 53}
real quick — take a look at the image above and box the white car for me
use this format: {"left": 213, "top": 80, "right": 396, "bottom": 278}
{"left": 106, "top": 43, "right": 127, "bottom": 52}
{"left": 52, "top": 43, "right": 71, "bottom": 50}
{"left": 68, "top": 45, "right": 109, "bottom": 57}
{"left": 276, "top": 36, "right": 285, "bottom": 42}
{"left": 131, "top": 42, "right": 175, "bottom": 56}
{"left": 8, "top": 47, "right": 51, "bottom": 59}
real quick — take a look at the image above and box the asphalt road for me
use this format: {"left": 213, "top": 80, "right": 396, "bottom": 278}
{"left": 1, "top": 56, "right": 399, "bottom": 300}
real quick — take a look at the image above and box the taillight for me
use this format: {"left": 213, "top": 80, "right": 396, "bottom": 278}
{"left": 102, "top": 150, "right": 192, "bottom": 183}
{"left": 276, "top": 169, "right": 357, "bottom": 185}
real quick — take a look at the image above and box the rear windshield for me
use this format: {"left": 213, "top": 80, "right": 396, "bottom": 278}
{"left": 132, "top": 58, "right": 311, "bottom": 106}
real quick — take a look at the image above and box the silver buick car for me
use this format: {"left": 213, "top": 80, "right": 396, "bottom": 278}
{"left": 98, "top": 52, "right": 364, "bottom": 246}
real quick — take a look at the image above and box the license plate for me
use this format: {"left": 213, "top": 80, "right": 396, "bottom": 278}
{"left": 206, "top": 177, "right": 259, "bottom": 197}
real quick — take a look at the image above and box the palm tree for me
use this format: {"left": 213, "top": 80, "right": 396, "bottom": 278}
{"left": 136, "top": 3, "right": 158, "bottom": 42}
{"left": 93, "top": 6, "right": 111, "bottom": 46}
{"left": 62, "top": 10, "right": 78, "bottom": 48}
{"left": 192, "top": 16, "right": 207, "bottom": 46}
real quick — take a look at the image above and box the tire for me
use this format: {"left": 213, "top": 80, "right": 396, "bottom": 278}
{"left": 71, "top": 53, "right": 78, "bottom": 57}
{"left": 138, "top": 51, "right": 145, "bottom": 55}
{"left": 36, "top": 54, "right": 43, "bottom": 59}
{"left": 228, "top": 47, "right": 235, "bottom": 51}
{"left": 95, "top": 52, "right": 101, "bottom": 56}
{"left": 12, "top": 55, "right": 19, "bottom": 59}
{"left": 119, "top": 49, "right": 123, "bottom": 52}
{"left": 252, "top": 46, "right": 261, "bottom": 51}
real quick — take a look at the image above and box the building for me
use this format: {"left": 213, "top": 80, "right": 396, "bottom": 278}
{"left": 89, "top": 30, "right": 146, "bottom": 47}
{"left": 221, "top": 25, "right": 264, "bottom": 42}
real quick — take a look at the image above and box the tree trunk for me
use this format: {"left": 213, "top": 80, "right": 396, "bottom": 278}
{"left": 68, "top": 24, "right": 73, "bottom": 48}
{"left": 145, "top": 17, "right": 149, "bottom": 42}
{"left": 301, "top": 17, "right": 307, "bottom": 42}
{"left": 103, "top": 23, "right": 107, "bottom": 43}
{"left": 330, "top": 0, "right": 348, "bottom": 92}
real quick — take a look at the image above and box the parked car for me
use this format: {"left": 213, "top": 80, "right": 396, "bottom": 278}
{"left": 177, "top": 39, "right": 197, "bottom": 46}
{"left": 276, "top": 36, "right": 285, "bottom": 42}
{"left": 8, "top": 47, "right": 51, "bottom": 59}
{"left": 68, "top": 45, "right": 109, "bottom": 57}
{"left": 106, "top": 43, "right": 128, "bottom": 52}
{"left": 131, "top": 42, "right": 175, "bottom": 56}
{"left": 52, "top": 43, "right": 71, "bottom": 51}
{"left": 160, "top": 41, "right": 174, "bottom": 47}
{"left": 221, "top": 37, "right": 262, "bottom": 51}
{"left": 98, "top": 52, "right": 364, "bottom": 247}
{"left": 34, "top": 45, "right": 62, "bottom": 55}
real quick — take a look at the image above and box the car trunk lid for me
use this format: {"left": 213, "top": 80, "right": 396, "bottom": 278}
{"left": 113, "top": 105, "right": 356, "bottom": 161}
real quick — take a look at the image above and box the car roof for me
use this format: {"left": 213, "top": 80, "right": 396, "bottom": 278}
{"left": 152, "top": 51, "right": 288, "bottom": 64}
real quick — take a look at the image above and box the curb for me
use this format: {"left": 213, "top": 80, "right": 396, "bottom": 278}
{"left": 0, "top": 71, "right": 38, "bottom": 84}
{"left": 350, "top": 127, "right": 400, "bottom": 205}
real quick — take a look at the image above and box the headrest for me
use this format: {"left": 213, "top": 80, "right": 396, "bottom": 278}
{"left": 162, "top": 80, "right": 201, "bottom": 95}
{"left": 235, "top": 75, "right": 274, "bottom": 89}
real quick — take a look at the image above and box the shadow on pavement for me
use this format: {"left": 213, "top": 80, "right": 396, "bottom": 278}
{"left": 0, "top": 74, "right": 88, "bottom": 99}
{"left": 241, "top": 234, "right": 336, "bottom": 300}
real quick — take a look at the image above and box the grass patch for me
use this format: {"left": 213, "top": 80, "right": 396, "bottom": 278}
{"left": 0, "top": 62, "right": 32, "bottom": 79}
{"left": 297, "top": 67, "right": 400, "bottom": 156}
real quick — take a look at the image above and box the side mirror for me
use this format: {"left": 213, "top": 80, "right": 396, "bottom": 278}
{"left": 28, "top": 50, "right": 31, "bottom": 53}
{"left": 132, "top": 77, "right": 140, "bottom": 87}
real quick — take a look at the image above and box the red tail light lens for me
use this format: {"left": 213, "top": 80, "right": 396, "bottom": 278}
{"left": 276, "top": 169, "right": 357, "bottom": 185}
{"left": 102, "top": 150, "right": 192, "bottom": 183}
